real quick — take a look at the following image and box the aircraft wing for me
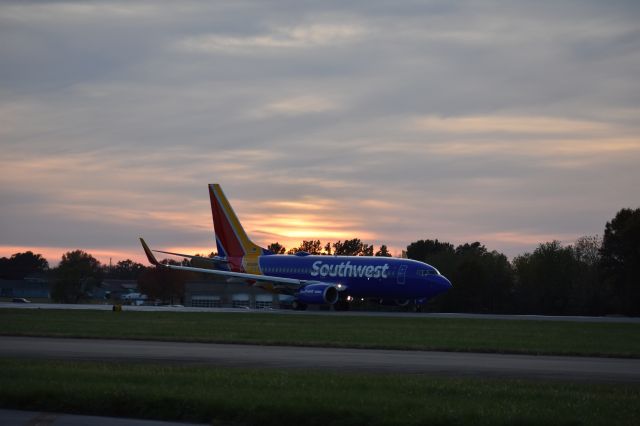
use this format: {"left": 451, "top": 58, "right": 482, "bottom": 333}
{"left": 140, "top": 238, "right": 303, "bottom": 288}
{"left": 152, "top": 249, "right": 229, "bottom": 267}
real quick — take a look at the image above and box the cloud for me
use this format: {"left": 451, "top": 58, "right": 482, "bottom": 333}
{"left": 175, "top": 23, "right": 366, "bottom": 54}
{"left": 0, "top": 2, "right": 156, "bottom": 22}
{"left": 251, "top": 95, "right": 342, "bottom": 117}
{"left": 1, "top": 0, "right": 639, "bottom": 264}
{"left": 414, "top": 115, "right": 611, "bottom": 135}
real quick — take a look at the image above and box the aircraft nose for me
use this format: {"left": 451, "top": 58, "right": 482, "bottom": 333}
{"left": 433, "top": 275, "right": 452, "bottom": 293}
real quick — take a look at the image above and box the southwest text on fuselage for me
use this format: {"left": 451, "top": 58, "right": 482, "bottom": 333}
{"left": 310, "top": 261, "right": 390, "bottom": 279}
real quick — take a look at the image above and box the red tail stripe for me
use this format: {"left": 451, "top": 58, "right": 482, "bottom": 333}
{"left": 209, "top": 187, "right": 245, "bottom": 258}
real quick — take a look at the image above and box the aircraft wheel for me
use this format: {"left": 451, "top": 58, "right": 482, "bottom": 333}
{"left": 413, "top": 305, "right": 424, "bottom": 313}
{"left": 292, "top": 301, "right": 307, "bottom": 311}
{"left": 334, "top": 301, "right": 350, "bottom": 311}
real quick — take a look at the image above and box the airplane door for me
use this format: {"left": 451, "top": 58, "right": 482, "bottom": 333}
{"left": 397, "top": 265, "right": 407, "bottom": 285}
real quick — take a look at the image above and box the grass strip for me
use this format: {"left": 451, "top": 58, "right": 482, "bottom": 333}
{"left": 1, "top": 358, "right": 638, "bottom": 426}
{"left": 2, "top": 308, "right": 639, "bottom": 357}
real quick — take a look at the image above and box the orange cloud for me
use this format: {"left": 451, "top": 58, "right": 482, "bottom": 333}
{"left": 424, "top": 137, "right": 640, "bottom": 158}
{"left": 414, "top": 115, "right": 610, "bottom": 134}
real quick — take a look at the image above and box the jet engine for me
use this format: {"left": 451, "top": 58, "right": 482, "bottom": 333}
{"left": 297, "top": 283, "right": 339, "bottom": 305}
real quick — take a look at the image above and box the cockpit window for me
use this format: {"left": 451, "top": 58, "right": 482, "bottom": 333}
{"left": 417, "top": 269, "right": 438, "bottom": 277}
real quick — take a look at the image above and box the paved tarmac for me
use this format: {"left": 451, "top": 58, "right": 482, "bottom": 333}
{"left": 2, "top": 302, "right": 639, "bottom": 323}
{"left": 2, "top": 336, "right": 639, "bottom": 383}
{"left": 0, "top": 409, "right": 205, "bottom": 426}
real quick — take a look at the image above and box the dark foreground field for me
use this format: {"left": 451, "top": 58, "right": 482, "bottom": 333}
{"left": 1, "top": 359, "right": 638, "bottom": 426}
{"left": 2, "top": 308, "right": 639, "bottom": 357}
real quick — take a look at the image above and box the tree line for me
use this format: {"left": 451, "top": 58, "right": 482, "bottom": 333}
{"left": 268, "top": 239, "right": 392, "bottom": 257}
{"left": 1, "top": 207, "right": 638, "bottom": 315}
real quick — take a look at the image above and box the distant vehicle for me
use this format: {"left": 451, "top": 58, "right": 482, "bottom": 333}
{"left": 12, "top": 298, "right": 31, "bottom": 303}
{"left": 120, "top": 292, "right": 148, "bottom": 306}
{"left": 141, "top": 184, "right": 451, "bottom": 311}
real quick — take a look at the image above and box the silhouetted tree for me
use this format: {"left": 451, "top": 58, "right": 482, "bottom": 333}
{"left": 288, "top": 240, "right": 323, "bottom": 254}
{"left": 423, "top": 242, "right": 513, "bottom": 313}
{"left": 406, "top": 239, "right": 456, "bottom": 278}
{"left": 137, "top": 267, "right": 190, "bottom": 304}
{"left": 407, "top": 239, "right": 454, "bottom": 262}
{"left": 0, "top": 251, "right": 49, "bottom": 279}
{"left": 110, "top": 259, "right": 146, "bottom": 280}
{"left": 569, "top": 235, "right": 604, "bottom": 315}
{"left": 513, "top": 241, "right": 578, "bottom": 314}
{"left": 455, "top": 243, "right": 511, "bottom": 312}
{"left": 574, "top": 235, "right": 602, "bottom": 266}
{"left": 600, "top": 208, "right": 640, "bottom": 315}
{"left": 333, "top": 239, "right": 369, "bottom": 256}
{"left": 267, "top": 242, "right": 286, "bottom": 254}
{"left": 375, "top": 245, "right": 392, "bottom": 257}
{"left": 51, "top": 250, "right": 102, "bottom": 303}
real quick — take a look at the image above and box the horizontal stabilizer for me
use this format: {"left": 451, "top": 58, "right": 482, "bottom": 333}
{"left": 140, "top": 239, "right": 305, "bottom": 289}
{"left": 152, "top": 249, "right": 229, "bottom": 264}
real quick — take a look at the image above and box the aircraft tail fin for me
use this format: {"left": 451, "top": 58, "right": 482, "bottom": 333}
{"left": 208, "top": 184, "right": 270, "bottom": 257}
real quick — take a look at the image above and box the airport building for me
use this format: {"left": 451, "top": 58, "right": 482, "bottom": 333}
{"left": 184, "top": 280, "right": 293, "bottom": 309}
{"left": 0, "top": 274, "right": 50, "bottom": 300}
{"left": 0, "top": 273, "right": 294, "bottom": 309}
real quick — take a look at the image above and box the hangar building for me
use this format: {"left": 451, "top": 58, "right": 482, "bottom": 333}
{"left": 185, "top": 280, "right": 292, "bottom": 309}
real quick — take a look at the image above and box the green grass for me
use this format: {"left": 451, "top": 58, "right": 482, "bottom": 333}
{"left": 0, "top": 358, "right": 638, "bottom": 426}
{"left": 2, "top": 308, "right": 639, "bottom": 357}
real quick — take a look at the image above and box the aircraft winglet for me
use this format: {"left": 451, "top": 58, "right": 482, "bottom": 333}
{"left": 139, "top": 238, "right": 160, "bottom": 266}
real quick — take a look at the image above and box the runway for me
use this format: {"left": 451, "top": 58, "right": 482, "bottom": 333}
{"left": 2, "top": 302, "right": 639, "bottom": 323}
{"left": 2, "top": 336, "right": 639, "bottom": 383}
{"left": 0, "top": 409, "right": 205, "bottom": 426}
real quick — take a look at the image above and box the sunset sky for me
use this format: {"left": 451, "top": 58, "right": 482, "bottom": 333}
{"left": 1, "top": 1, "right": 639, "bottom": 266}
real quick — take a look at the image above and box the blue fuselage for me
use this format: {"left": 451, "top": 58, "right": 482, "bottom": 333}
{"left": 251, "top": 254, "right": 451, "bottom": 301}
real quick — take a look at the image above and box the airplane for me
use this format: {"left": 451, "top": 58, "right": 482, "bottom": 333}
{"left": 140, "top": 184, "right": 452, "bottom": 311}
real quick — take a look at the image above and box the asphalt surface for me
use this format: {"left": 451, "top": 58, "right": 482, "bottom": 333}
{"left": 0, "top": 409, "right": 206, "bottom": 426}
{"left": 2, "top": 336, "right": 639, "bottom": 383}
{"left": 2, "top": 302, "right": 639, "bottom": 323}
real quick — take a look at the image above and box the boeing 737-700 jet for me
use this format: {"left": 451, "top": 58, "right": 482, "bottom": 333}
{"left": 140, "top": 184, "right": 451, "bottom": 310}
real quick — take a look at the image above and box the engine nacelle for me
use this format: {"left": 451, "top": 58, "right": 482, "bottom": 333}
{"left": 297, "top": 283, "right": 339, "bottom": 305}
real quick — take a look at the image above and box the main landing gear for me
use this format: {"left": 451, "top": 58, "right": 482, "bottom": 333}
{"left": 291, "top": 300, "right": 307, "bottom": 311}
{"left": 333, "top": 300, "right": 350, "bottom": 311}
